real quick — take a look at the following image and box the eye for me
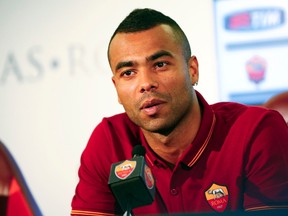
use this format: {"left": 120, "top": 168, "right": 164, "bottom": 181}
{"left": 155, "top": 62, "right": 167, "bottom": 68}
{"left": 120, "top": 70, "right": 135, "bottom": 77}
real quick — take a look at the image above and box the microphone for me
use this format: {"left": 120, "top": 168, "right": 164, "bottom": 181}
{"left": 108, "top": 145, "right": 156, "bottom": 215}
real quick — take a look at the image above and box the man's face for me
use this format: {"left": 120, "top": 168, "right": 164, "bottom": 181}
{"left": 109, "top": 24, "right": 198, "bottom": 134}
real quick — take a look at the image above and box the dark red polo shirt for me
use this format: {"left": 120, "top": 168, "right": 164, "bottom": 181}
{"left": 71, "top": 92, "right": 288, "bottom": 215}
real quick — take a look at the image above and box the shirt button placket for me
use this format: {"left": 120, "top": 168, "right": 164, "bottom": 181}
{"left": 170, "top": 188, "right": 178, "bottom": 196}
{"left": 169, "top": 186, "right": 182, "bottom": 212}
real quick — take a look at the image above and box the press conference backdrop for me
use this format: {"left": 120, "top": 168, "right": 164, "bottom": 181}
{"left": 0, "top": 0, "right": 217, "bottom": 215}
{"left": 1, "top": 0, "right": 287, "bottom": 215}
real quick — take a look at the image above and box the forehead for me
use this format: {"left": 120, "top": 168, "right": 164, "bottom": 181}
{"left": 108, "top": 25, "right": 182, "bottom": 66}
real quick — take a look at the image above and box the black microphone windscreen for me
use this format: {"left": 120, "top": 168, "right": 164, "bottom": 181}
{"left": 132, "top": 145, "right": 146, "bottom": 157}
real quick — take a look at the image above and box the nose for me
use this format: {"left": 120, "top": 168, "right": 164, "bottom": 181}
{"left": 139, "top": 71, "right": 159, "bottom": 93}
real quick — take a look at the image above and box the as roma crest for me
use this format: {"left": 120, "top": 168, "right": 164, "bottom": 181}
{"left": 205, "top": 183, "right": 229, "bottom": 212}
{"left": 114, "top": 160, "right": 136, "bottom": 179}
{"left": 144, "top": 165, "right": 155, "bottom": 189}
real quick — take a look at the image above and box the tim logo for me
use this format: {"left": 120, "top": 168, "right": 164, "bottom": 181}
{"left": 224, "top": 8, "right": 285, "bottom": 31}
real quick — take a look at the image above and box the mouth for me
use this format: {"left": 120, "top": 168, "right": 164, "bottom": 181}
{"left": 140, "top": 99, "right": 165, "bottom": 116}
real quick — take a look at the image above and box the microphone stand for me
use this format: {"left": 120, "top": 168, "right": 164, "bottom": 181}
{"left": 125, "top": 195, "right": 132, "bottom": 216}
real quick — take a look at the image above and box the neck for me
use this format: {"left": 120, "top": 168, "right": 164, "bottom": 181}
{"left": 142, "top": 95, "right": 202, "bottom": 165}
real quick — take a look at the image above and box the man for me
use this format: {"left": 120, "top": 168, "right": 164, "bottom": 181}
{"left": 71, "top": 8, "right": 288, "bottom": 216}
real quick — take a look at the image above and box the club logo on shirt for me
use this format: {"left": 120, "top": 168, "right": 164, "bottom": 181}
{"left": 205, "top": 183, "right": 229, "bottom": 212}
{"left": 114, "top": 160, "right": 136, "bottom": 179}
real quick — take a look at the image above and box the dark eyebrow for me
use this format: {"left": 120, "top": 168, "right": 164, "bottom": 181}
{"left": 114, "top": 50, "right": 173, "bottom": 71}
{"left": 147, "top": 50, "right": 173, "bottom": 62}
{"left": 115, "top": 61, "right": 134, "bottom": 71}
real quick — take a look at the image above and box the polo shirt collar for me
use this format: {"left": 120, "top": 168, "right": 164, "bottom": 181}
{"left": 181, "top": 91, "right": 216, "bottom": 167}
{"left": 140, "top": 91, "right": 216, "bottom": 169}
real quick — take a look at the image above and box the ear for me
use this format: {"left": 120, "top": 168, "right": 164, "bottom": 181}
{"left": 188, "top": 55, "right": 199, "bottom": 86}
{"left": 111, "top": 76, "right": 123, "bottom": 105}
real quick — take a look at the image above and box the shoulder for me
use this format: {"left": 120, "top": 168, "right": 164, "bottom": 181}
{"left": 211, "top": 102, "right": 288, "bottom": 138}
{"left": 85, "top": 113, "right": 142, "bottom": 159}
{"left": 211, "top": 101, "right": 282, "bottom": 123}
{"left": 102, "top": 112, "right": 133, "bottom": 125}
{"left": 212, "top": 102, "right": 287, "bottom": 142}
{"left": 99, "top": 113, "right": 140, "bottom": 137}
{"left": 212, "top": 101, "right": 248, "bottom": 117}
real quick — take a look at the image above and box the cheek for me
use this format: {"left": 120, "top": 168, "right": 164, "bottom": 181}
{"left": 170, "top": 75, "right": 193, "bottom": 100}
{"left": 165, "top": 73, "right": 188, "bottom": 90}
{"left": 115, "top": 82, "right": 137, "bottom": 104}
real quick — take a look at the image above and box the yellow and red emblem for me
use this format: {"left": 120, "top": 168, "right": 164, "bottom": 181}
{"left": 205, "top": 183, "right": 229, "bottom": 212}
{"left": 144, "top": 165, "right": 155, "bottom": 189}
{"left": 115, "top": 160, "right": 136, "bottom": 179}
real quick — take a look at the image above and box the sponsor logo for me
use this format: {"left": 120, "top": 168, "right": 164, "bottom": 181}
{"left": 225, "top": 8, "right": 285, "bottom": 31}
{"left": 205, "top": 183, "right": 229, "bottom": 212}
{"left": 114, "top": 160, "right": 136, "bottom": 179}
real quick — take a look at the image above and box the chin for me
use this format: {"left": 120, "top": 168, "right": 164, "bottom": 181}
{"left": 141, "top": 122, "right": 174, "bottom": 135}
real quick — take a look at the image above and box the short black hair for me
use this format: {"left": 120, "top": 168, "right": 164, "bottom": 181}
{"left": 108, "top": 8, "right": 191, "bottom": 62}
